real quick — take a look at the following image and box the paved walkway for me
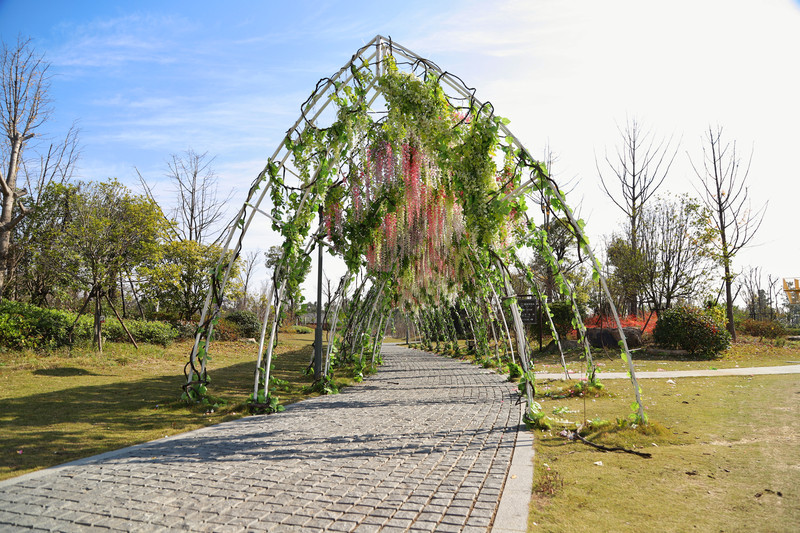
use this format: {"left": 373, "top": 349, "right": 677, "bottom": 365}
{"left": 0, "top": 344, "right": 527, "bottom": 532}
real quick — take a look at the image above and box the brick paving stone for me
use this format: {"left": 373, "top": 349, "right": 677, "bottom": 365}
{"left": 433, "top": 523, "right": 464, "bottom": 533}
{"left": 393, "top": 509, "right": 419, "bottom": 520}
{"left": 352, "top": 524, "right": 382, "bottom": 533}
{"left": 465, "top": 515, "right": 493, "bottom": 528}
{"left": 383, "top": 517, "right": 414, "bottom": 528}
{"left": 369, "top": 506, "right": 395, "bottom": 518}
{"left": 410, "top": 519, "right": 440, "bottom": 531}
{"left": 0, "top": 344, "right": 521, "bottom": 532}
{"left": 281, "top": 514, "right": 311, "bottom": 527}
{"left": 327, "top": 519, "right": 358, "bottom": 532}
{"left": 305, "top": 517, "right": 336, "bottom": 529}
{"left": 399, "top": 501, "right": 426, "bottom": 513}
{"left": 440, "top": 512, "right": 469, "bottom": 526}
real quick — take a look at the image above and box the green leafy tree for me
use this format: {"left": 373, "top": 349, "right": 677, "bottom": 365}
{"left": 60, "top": 180, "right": 167, "bottom": 350}
{"left": 139, "top": 239, "right": 236, "bottom": 321}
{"left": 137, "top": 149, "right": 238, "bottom": 322}
{"left": 605, "top": 236, "right": 648, "bottom": 315}
{"left": 9, "top": 182, "right": 76, "bottom": 305}
{"left": 637, "top": 194, "right": 716, "bottom": 312}
{"left": 606, "top": 194, "right": 715, "bottom": 315}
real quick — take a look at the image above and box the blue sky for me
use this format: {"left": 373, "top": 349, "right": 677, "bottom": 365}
{"left": 1, "top": 0, "right": 799, "bottom": 302}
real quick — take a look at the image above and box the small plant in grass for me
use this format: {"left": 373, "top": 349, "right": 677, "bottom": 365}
{"left": 304, "top": 374, "right": 339, "bottom": 395}
{"left": 249, "top": 389, "right": 285, "bottom": 414}
{"left": 352, "top": 359, "right": 367, "bottom": 382}
{"left": 541, "top": 380, "right": 606, "bottom": 400}
{"left": 269, "top": 375, "right": 290, "bottom": 392}
{"left": 580, "top": 417, "right": 669, "bottom": 447}
{"left": 534, "top": 468, "right": 564, "bottom": 497}
{"left": 525, "top": 407, "right": 554, "bottom": 430}
{"left": 507, "top": 362, "right": 523, "bottom": 381}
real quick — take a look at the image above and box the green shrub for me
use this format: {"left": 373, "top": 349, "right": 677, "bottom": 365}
{"left": 653, "top": 306, "right": 731, "bottom": 357}
{"left": 0, "top": 301, "right": 177, "bottom": 349}
{"left": 739, "top": 318, "right": 787, "bottom": 339}
{"left": 212, "top": 318, "right": 242, "bottom": 341}
{"left": 103, "top": 319, "right": 177, "bottom": 346}
{"left": 0, "top": 300, "right": 73, "bottom": 349}
{"left": 225, "top": 310, "right": 262, "bottom": 338}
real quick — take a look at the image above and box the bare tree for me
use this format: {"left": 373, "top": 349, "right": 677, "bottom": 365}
{"left": 740, "top": 266, "right": 765, "bottom": 320}
{"left": 597, "top": 118, "right": 678, "bottom": 314}
{"left": 139, "top": 149, "right": 231, "bottom": 245}
{"left": 321, "top": 272, "right": 335, "bottom": 325}
{"left": 236, "top": 249, "right": 259, "bottom": 310}
{"left": 0, "top": 38, "right": 79, "bottom": 296}
{"left": 739, "top": 266, "right": 781, "bottom": 321}
{"left": 690, "top": 126, "right": 767, "bottom": 341}
{"left": 532, "top": 146, "right": 584, "bottom": 301}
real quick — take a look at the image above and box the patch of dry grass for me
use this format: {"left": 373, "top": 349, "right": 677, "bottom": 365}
{"left": 529, "top": 374, "right": 800, "bottom": 532}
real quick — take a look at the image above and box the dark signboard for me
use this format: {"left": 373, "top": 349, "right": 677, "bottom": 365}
{"left": 518, "top": 297, "right": 539, "bottom": 325}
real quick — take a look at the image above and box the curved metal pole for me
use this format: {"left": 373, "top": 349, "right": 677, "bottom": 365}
{"left": 253, "top": 279, "right": 276, "bottom": 399}
{"left": 259, "top": 279, "right": 288, "bottom": 401}
{"left": 358, "top": 279, "right": 387, "bottom": 364}
{"left": 324, "top": 272, "right": 353, "bottom": 376}
{"left": 495, "top": 257, "right": 534, "bottom": 409}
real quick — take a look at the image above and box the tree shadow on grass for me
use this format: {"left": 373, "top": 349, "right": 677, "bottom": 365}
{"left": 0, "top": 348, "right": 316, "bottom": 476}
{"left": 32, "top": 367, "right": 99, "bottom": 377}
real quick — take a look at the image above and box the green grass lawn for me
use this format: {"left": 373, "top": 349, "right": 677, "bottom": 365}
{"left": 0, "top": 332, "right": 371, "bottom": 481}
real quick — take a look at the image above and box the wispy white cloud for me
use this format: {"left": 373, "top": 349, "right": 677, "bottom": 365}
{"left": 51, "top": 14, "right": 195, "bottom": 68}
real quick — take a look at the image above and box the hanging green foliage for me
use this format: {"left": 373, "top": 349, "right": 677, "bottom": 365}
{"left": 184, "top": 36, "right": 646, "bottom": 426}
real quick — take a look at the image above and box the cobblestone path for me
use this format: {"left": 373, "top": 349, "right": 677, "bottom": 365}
{"left": 0, "top": 344, "right": 523, "bottom": 532}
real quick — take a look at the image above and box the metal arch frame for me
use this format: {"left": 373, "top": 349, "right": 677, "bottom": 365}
{"left": 185, "top": 35, "right": 644, "bottom": 421}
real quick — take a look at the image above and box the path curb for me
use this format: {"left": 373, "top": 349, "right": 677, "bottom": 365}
{"left": 491, "top": 404, "right": 534, "bottom": 533}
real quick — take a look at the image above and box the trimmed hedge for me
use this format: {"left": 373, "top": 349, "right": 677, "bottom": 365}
{"left": 653, "top": 306, "right": 731, "bottom": 357}
{"left": 102, "top": 318, "right": 177, "bottom": 346}
{"left": 0, "top": 301, "right": 72, "bottom": 350}
{"left": 739, "top": 318, "right": 787, "bottom": 339}
{"left": 225, "top": 310, "right": 262, "bottom": 338}
{"left": 0, "top": 300, "right": 177, "bottom": 349}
